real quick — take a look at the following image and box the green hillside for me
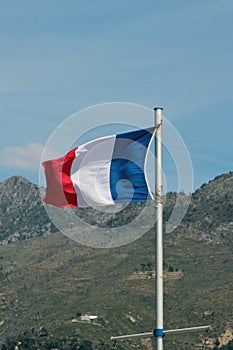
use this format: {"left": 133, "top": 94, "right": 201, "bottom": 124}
{"left": 0, "top": 173, "right": 233, "bottom": 349}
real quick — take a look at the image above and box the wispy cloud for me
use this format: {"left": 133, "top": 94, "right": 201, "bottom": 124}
{"left": 0, "top": 143, "right": 59, "bottom": 171}
{"left": 192, "top": 151, "right": 233, "bottom": 167}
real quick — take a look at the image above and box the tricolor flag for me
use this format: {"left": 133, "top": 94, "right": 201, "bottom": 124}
{"left": 42, "top": 127, "right": 154, "bottom": 208}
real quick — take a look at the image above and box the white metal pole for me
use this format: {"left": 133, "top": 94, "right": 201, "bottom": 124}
{"left": 110, "top": 108, "right": 211, "bottom": 347}
{"left": 110, "top": 325, "right": 211, "bottom": 342}
{"left": 154, "top": 107, "right": 164, "bottom": 350}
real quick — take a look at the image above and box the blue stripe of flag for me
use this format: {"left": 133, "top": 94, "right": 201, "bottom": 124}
{"left": 109, "top": 128, "right": 153, "bottom": 203}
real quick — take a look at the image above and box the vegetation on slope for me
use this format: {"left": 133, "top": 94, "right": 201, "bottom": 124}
{"left": 0, "top": 172, "right": 232, "bottom": 349}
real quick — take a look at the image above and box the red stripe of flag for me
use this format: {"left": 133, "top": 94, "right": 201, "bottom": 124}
{"left": 42, "top": 148, "right": 78, "bottom": 208}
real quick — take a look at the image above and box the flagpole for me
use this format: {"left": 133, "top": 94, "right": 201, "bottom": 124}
{"left": 154, "top": 107, "right": 164, "bottom": 350}
{"left": 111, "top": 108, "right": 211, "bottom": 347}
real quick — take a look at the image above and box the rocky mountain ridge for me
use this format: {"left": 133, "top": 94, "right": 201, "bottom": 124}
{"left": 0, "top": 176, "right": 56, "bottom": 244}
{"left": 1, "top": 172, "right": 232, "bottom": 245}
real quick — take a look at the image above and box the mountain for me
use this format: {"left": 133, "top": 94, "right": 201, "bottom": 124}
{"left": 0, "top": 173, "right": 232, "bottom": 349}
{"left": 0, "top": 176, "right": 56, "bottom": 244}
{"left": 1, "top": 172, "right": 233, "bottom": 246}
{"left": 182, "top": 172, "right": 233, "bottom": 243}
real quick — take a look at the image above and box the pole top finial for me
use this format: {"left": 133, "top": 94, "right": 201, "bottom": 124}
{"left": 154, "top": 107, "right": 163, "bottom": 111}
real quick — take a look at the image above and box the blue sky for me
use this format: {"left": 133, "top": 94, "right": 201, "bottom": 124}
{"left": 1, "top": 0, "right": 233, "bottom": 191}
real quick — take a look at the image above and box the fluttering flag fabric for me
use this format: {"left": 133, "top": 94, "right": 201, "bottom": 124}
{"left": 42, "top": 127, "right": 154, "bottom": 208}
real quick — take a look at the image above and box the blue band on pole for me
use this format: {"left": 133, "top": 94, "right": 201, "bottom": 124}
{"left": 154, "top": 329, "right": 164, "bottom": 337}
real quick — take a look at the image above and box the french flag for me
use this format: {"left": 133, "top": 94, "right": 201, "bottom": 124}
{"left": 42, "top": 127, "right": 154, "bottom": 208}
